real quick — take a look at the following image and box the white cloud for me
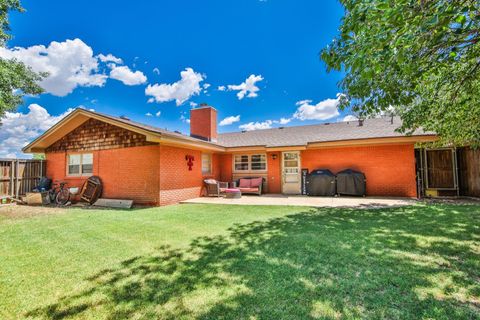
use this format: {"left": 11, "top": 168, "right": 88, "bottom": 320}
{"left": 293, "top": 94, "right": 342, "bottom": 121}
{"left": 146, "top": 111, "right": 160, "bottom": 117}
{"left": 97, "top": 53, "right": 123, "bottom": 64}
{"left": 147, "top": 98, "right": 155, "bottom": 103}
{"left": 279, "top": 117, "right": 291, "bottom": 125}
{"left": 110, "top": 65, "right": 147, "bottom": 85}
{"left": 342, "top": 115, "right": 358, "bottom": 122}
{"left": 0, "top": 104, "right": 74, "bottom": 158}
{"left": 239, "top": 120, "right": 273, "bottom": 131}
{"left": 153, "top": 67, "right": 160, "bottom": 75}
{"left": 219, "top": 115, "right": 240, "bottom": 126}
{"left": 227, "top": 74, "right": 263, "bottom": 99}
{"left": 218, "top": 85, "right": 226, "bottom": 91}
{"left": 0, "top": 38, "right": 108, "bottom": 96}
{"left": 106, "top": 63, "right": 116, "bottom": 69}
{"left": 190, "top": 102, "right": 198, "bottom": 108}
{"left": 180, "top": 114, "right": 190, "bottom": 123}
{"left": 145, "top": 68, "right": 204, "bottom": 106}
{"left": 237, "top": 116, "right": 292, "bottom": 131}
{"left": 203, "top": 83, "right": 211, "bottom": 89}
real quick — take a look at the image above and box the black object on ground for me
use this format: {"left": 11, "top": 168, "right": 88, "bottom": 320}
{"left": 306, "top": 169, "right": 336, "bottom": 196}
{"left": 336, "top": 169, "right": 366, "bottom": 196}
{"left": 33, "top": 177, "right": 52, "bottom": 192}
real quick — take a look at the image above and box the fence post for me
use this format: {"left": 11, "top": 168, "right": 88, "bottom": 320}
{"left": 10, "top": 160, "right": 14, "bottom": 197}
{"left": 15, "top": 159, "right": 19, "bottom": 198}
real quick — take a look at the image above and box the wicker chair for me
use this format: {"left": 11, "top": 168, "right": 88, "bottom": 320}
{"left": 204, "top": 179, "right": 229, "bottom": 197}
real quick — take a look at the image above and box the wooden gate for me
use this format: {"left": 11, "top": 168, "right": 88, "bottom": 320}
{"left": 0, "top": 159, "right": 46, "bottom": 198}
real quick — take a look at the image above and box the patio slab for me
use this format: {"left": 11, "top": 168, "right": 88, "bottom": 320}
{"left": 181, "top": 194, "right": 417, "bottom": 208}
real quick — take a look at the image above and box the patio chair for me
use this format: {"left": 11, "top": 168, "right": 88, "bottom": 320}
{"left": 204, "top": 179, "right": 229, "bottom": 197}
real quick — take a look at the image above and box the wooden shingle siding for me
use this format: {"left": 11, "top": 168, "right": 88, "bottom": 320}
{"left": 45, "top": 119, "right": 157, "bottom": 153}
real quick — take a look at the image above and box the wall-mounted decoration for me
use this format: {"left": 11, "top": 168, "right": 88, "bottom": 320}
{"left": 185, "top": 155, "right": 195, "bottom": 171}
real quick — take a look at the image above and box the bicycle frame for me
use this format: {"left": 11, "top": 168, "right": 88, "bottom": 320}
{"left": 49, "top": 182, "right": 69, "bottom": 204}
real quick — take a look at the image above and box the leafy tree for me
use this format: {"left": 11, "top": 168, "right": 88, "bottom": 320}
{"left": 321, "top": 0, "right": 480, "bottom": 146}
{"left": 0, "top": 0, "right": 44, "bottom": 118}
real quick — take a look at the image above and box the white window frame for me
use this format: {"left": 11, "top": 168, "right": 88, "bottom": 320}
{"left": 202, "top": 153, "right": 212, "bottom": 175}
{"left": 251, "top": 154, "right": 267, "bottom": 171}
{"left": 67, "top": 153, "right": 93, "bottom": 177}
{"left": 234, "top": 155, "right": 250, "bottom": 172}
{"left": 233, "top": 154, "right": 267, "bottom": 173}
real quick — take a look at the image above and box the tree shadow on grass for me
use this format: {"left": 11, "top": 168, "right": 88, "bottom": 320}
{"left": 27, "top": 205, "right": 480, "bottom": 319}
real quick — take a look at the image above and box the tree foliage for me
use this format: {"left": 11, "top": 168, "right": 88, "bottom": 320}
{"left": 0, "top": 0, "right": 44, "bottom": 118}
{"left": 321, "top": 0, "right": 480, "bottom": 146}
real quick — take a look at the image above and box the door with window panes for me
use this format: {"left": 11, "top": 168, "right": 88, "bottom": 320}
{"left": 282, "top": 152, "right": 301, "bottom": 194}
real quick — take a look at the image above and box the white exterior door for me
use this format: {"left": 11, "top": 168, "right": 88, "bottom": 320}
{"left": 282, "top": 151, "right": 301, "bottom": 194}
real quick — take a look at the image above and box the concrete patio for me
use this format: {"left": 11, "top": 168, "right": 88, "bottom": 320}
{"left": 181, "top": 194, "right": 417, "bottom": 208}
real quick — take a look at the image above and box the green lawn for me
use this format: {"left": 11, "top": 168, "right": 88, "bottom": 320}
{"left": 0, "top": 203, "right": 479, "bottom": 319}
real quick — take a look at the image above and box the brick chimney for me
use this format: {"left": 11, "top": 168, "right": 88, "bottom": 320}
{"left": 190, "top": 104, "right": 217, "bottom": 142}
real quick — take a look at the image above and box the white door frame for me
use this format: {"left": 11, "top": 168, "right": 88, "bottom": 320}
{"left": 281, "top": 151, "right": 301, "bottom": 194}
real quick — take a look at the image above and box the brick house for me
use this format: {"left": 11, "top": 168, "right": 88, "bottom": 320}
{"left": 23, "top": 106, "right": 438, "bottom": 205}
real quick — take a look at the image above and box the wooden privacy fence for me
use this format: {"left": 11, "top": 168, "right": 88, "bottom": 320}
{"left": 0, "top": 159, "right": 46, "bottom": 198}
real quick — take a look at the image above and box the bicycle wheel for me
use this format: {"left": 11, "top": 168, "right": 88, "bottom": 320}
{"left": 55, "top": 188, "right": 70, "bottom": 205}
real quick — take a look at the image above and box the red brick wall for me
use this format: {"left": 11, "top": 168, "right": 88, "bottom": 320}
{"left": 219, "top": 154, "right": 233, "bottom": 183}
{"left": 45, "top": 145, "right": 160, "bottom": 204}
{"left": 45, "top": 127, "right": 416, "bottom": 204}
{"left": 190, "top": 107, "right": 217, "bottom": 141}
{"left": 158, "top": 145, "right": 221, "bottom": 206}
{"left": 46, "top": 144, "right": 223, "bottom": 205}
{"left": 97, "top": 146, "right": 159, "bottom": 204}
{"left": 301, "top": 144, "right": 417, "bottom": 197}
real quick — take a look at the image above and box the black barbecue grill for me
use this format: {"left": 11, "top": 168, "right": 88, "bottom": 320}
{"left": 306, "top": 169, "right": 336, "bottom": 196}
{"left": 336, "top": 169, "right": 366, "bottom": 196}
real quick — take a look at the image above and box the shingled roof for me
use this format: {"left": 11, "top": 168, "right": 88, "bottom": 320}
{"left": 217, "top": 117, "right": 434, "bottom": 148}
{"left": 23, "top": 109, "right": 436, "bottom": 154}
{"left": 107, "top": 112, "right": 433, "bottom": 148}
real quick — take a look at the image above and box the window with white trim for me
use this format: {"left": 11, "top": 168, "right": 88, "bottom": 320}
{"left": 202, "top": 153, "right": 212, "bottom": 175}
{"left": 251, "top": 154, "right": 266, "bottom": 170}
{"left": 67, "top": 153, "right": 93, "bottom": 176}
{"left": 234, "top": 155, "right": 249, "bottom": 171}
{"left": 234, "top": 154, "right": 267, "bottom": 172}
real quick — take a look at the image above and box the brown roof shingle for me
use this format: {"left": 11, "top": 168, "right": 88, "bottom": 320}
{"left": 62, "top": 110, "right": 436, "bottom": 149}
{"left": 217, "top": 117, "right": 433, "bottom": 148}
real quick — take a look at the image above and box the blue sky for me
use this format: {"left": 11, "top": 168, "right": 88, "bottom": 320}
{"left": 1, "top": 0, "right": 348, "bottom": 157}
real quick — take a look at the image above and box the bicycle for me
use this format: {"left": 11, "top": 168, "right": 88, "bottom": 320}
{"left": 49, "top": 181, "right": 71, "bottom": 205}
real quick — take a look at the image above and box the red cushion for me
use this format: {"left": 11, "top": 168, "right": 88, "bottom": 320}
{"left": 239, "top": 179, "right": 251, "bottom": 188}
{"left": 250, "top": 177, "right": 263, "bottom": 188}
{"left": 225, "top": 188, "right": 240, "bottom": 193}
{"left": 238, "top": 187, "right": 259, "bottom": 192}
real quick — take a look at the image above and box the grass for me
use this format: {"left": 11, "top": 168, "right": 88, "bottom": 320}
{"left": 0, "top": 203, "right": 479, "bottom": 319}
